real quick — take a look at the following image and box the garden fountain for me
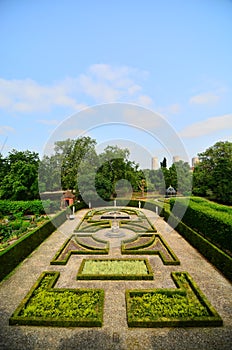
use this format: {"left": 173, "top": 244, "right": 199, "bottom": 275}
{"left": 103, "top": 211, "right": 129, "bottom": 238}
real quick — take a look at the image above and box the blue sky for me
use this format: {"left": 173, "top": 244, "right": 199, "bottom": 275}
{"left": 0, "top": 0, "right": 231, "bottom": 169}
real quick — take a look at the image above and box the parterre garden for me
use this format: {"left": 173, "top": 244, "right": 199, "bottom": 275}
{"left": 9, "top": 207, "right": 223, "bottom": 328}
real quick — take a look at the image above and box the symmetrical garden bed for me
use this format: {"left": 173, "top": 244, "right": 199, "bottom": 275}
{"left": 75, "top": 207, "right": 156, "bottom": 233}
{"left": 50, "top": 235, "right": 109, "bottom": 265}
{"left": 126, "top": 271, "right": 223, "bottom": 327}
{"left": 8, "top": 206, "right": 223, "bottom": 330}
{"left": 121, "top": 234, "right": 180, "bottom": 265}
{"left": 77, "top": 258, "right": 154, "bottom": 280}
{"left": 9, "top": 271, "right": 104, "bottom": 327}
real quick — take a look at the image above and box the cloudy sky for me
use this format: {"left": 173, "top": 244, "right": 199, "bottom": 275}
{"left": 0, "top": 0, "right": 231, "bottom": 168}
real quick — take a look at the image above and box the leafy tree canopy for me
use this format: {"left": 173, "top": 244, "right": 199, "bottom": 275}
{"left": 193, "top": 141, "right": 232, "bottom": 204}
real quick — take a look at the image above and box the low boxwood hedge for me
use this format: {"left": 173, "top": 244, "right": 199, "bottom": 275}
{"left": 77, "top": 258, "right": 154, "bottom": 280}
{"left": 126, "top": 271, "right": 223, "bottom": 327}
{"left": 9, "top": 271, "right": 104, "bottom": 327}
{"left": 50, "top": 235, "right": 109, "bottom": 265}
{"left": 121, "top": 234, "right": 180, "bottom": 265}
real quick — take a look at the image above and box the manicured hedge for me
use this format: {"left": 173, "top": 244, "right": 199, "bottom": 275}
{"left": 77, "top": 258, "right": 154, "bottom": 280}
{"left": 0, "top": 209, "right": 67, "bottom": 281}
{"left": 9, "top": 271, "right": 104, "bottom": 327}
{"left": 50, "top": 235, "right": 109, "bottom": 265}
{"left": 161, "top": 207, "right": 232, "bottom": 281}
{"left": 169, "top": 197, "right": 232, "bottom": 254}
{"left": 121, "top": 234, "right": 180, "bottom": 265}
{"left": 120, "top": 198, "right": 232, "bottom": 281}
{"left": 126, "top": 271, "right": 223, "bottom": 327}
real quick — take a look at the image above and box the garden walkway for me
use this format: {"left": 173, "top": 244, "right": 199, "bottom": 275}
{"left": 0, "top": 208, "right": 231, "bottom": 350}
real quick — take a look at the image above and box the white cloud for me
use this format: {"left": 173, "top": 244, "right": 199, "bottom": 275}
{"left": 179, "top": 114, "right": 232, "bottom": 138}
{"left": 0, "top": 65, "right": 153, "bottom": 114}
{"left": 0, "top": 125, "right": 15, "bottom": 134}
{"left": 0, "top": 78, "right": 83, "bottom": 113}
{"left": 78, "top": 64, "right": 152, "bottom": 104}
{"left": 189, "top": 92, "right": 220, "bottom": 105}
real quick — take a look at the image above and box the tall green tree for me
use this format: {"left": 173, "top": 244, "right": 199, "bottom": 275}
{"left": 0, "top": 150, "right": 39, "bottom": 200}
{"left": 169, "top": 160, "right": 192, "bottom": 194}
{"left": 39, "top": 137, "right": 97, "bottom": 192}
{"left": 193, "top": 141, "right": 232, "bottom": 204}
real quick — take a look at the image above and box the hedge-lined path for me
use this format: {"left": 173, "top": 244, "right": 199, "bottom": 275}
{"left": 0, "top": 208, "right": 232, "bottom": 350}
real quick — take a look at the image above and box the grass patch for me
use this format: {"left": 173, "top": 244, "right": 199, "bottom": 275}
{"left": 77, "top": 258, "right": 154, "bottom": 280}
{"left": 9, "top": 271, "right": 104, "bottom": 327}
{"left": 126, "top": 271, "right": 223, "bottom": 327}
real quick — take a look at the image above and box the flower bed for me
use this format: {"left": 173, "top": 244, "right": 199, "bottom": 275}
{"left": 9, "top": 271, "right": 104, "bottom": 327}
{"left": 77, "top": 258, "right": 154, "bottom": 280}
{"left": 126, "top": 271, "right": 223, "bottom": 327}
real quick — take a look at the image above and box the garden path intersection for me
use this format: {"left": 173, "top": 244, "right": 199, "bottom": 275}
{"left": 0, "top": 208, "right": 231, "bottom": 350}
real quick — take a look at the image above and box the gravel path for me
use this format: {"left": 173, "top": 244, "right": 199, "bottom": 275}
{"left": 0, "top": 208, "right": 231, "bottom": 350}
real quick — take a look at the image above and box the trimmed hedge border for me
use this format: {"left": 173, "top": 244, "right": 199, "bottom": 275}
{"left": 126, "top": 271, "right": 223, "bottom": 327}
{"left": 122, "top": 199, "right": 232, "bottom": 282}
{"left": 169, "top": 198, "right": 232, "bottom": 254}
{"left": 50, "top": 235, "right": 109, "bottom": 265}
{"left": 77, "top": 258, "right": 154, "bottom": 280}
{"left": 0, "top": 210, "right": 68, "bottom": 282}
{"left": 161, "top": 208, "right": 232, "bottom": 281}
{"left": 9, "top": 271, "right": 104, "bottom": 327}
{"left": 121, "top": 234, "right": 180, "bottom": 265}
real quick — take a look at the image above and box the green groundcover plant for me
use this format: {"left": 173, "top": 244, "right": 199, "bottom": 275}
{"left": 77, "top": 258, "right": 153, "bottom": 280}
{"left": 9, "top": 271, "right": 104, "bottom": 327}
{"left": 126, "top": 271, "right": 223, "bottom": 327}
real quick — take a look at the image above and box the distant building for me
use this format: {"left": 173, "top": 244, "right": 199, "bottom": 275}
{"left": 192, "top": 157, "right": 199, "bottom": 167}
{"left": 173, "top": 155, "right": 181, "bottom": 163}
{"left": 61, "top": 190, "right": 75, "bottom": 209}
{"left": 151, "top": 157, "right": 159, "bottom": 170}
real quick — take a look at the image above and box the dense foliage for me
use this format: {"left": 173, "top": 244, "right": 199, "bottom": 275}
{"left": 143, "top": 160, "right": 192, "bottom": 195}
{"left": 193, "top": 141, "right": 232, "bottom": 204}
{"left": 126, "top": 272, "right": 223, "bottom": 327}
{"left": 1, "top": 139, "right": 231, "bottom": 204}
{"left": 169, "top": 196, "right": 232, "bottom": 254}
{"left": 0, "top": 150, "right": 40, "bottom": 200}
{"left": 0, "top": 199, "right": 49, "bottom": 216}
{"left": 10, "top": 272, "right": 104, "bottom": 326}
{"left": 20, "top": 274, "right": 101, "bottom": 319}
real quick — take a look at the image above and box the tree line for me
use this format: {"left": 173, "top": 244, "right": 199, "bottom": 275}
{"left": 0, "top": 139, "right": 231, "bottom": 204}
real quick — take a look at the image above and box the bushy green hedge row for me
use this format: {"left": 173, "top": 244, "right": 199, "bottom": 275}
{"left": 120, "top": 198, "right": 231, "bottom": 281}
{"left": 50, "top": 235, "right": 109, "bottom": 265}
{"left": 77, "top": 258, "right": 154, "bottom": 280}
{"left": 121, "top": 234, "right": 180, "bottom": 265}
{"left": 126, "top": 271, "right": 222, "bottom": 327}
{"left": 9, "top": 271, "right": 104, "bottom": 327}
{"left": 0, "top": 200, "right": 48, "bottom": 216}
{"left": 161, "top": 207, "right": 232, "bottom": 281}
{"left": 169, "top": 197, "right": 232, "bottom": 254}
{"left": 0, "top": 210, "right": 67, "bottom": 281}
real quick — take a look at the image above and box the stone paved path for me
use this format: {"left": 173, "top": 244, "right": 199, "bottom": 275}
{"left": 0, "top": 208, "right": 232, "bottom": 350}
